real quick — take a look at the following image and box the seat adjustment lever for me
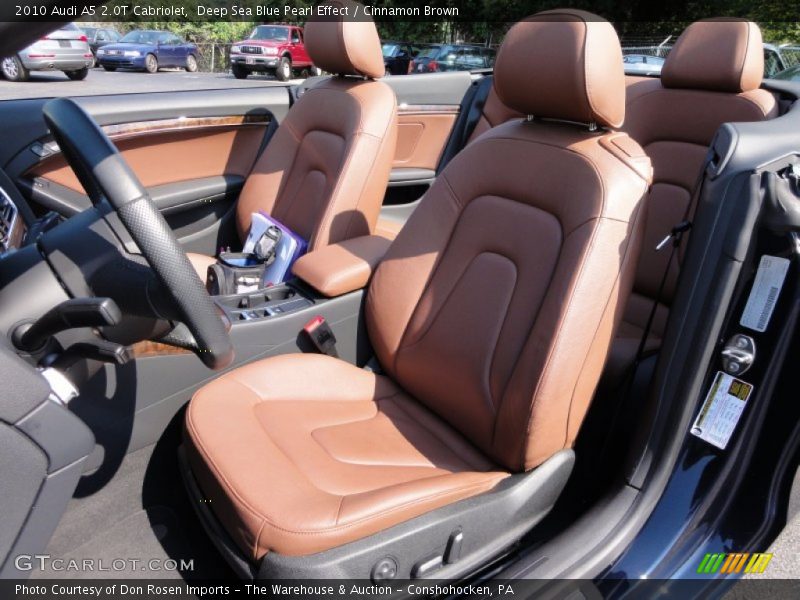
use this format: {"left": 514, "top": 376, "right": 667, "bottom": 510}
{"left": 49, "top": 339, "right": 133, "bottom": 370}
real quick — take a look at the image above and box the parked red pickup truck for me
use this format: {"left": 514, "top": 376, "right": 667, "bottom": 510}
{"left": 229, "top": 24, "right": 319, "bottom": 81}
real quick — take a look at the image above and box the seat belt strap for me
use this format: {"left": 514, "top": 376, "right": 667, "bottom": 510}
{"left": 460, "top": 75, "right": 494, "bottom": 149}
{"left": 362, "top": 355, "right": 384, "bottom": 374}
{"left": 437, "top": 76, "right": 494, "bottom": 174}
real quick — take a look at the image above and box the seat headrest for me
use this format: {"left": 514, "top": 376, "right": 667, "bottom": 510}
{"left": 304, "top": 0, "right": 384, "bottom": 80}
{"left": 493, "top": 9, "right": 625, "bottom": 129}
{"left": 661, "top": 19, "right": 764, "bottom": 93}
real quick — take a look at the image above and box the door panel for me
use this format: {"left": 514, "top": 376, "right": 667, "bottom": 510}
{"left": 379, "top": 72, "right": 472, "bottom": 233}
{"left": 393, "top": 107, "right": 458, "bottom": 170}
{"left": 1, "top": 74, "right": 474, "bottom": 250}
{"left": 24, "top": 118, "right": 268, "bottom": 254}
{"left": 0, "top": 87, "right": 290, "bottom": 254}
{"left": 28, "top": 117, "right": 267, "bottom": 193}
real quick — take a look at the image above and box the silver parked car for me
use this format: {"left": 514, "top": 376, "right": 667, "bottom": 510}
{"left": 622, "top": 53, "right": 666, "bottom": 75}
{"left": 1, "top": 23, "right": 93, "bottom": 82}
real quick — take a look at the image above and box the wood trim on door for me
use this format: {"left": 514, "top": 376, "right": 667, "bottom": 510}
{"left": 27, "top": 116, "right": 270, "bottom": 194}
{"left": 100, "top": 114, "right": 271, "bottom": 143}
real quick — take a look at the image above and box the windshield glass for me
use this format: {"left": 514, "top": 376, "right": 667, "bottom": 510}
{"left": 120, "top": 30, "right": 160, "bottom": 45}
{"left": 249, "top": 26, "right": 289, "bottom": 41}
{"left": 382, "top": 44, "right": 399, "bottom": 57}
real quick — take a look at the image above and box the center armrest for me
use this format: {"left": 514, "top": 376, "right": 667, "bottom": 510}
{"left": 292, "top": 235, "right": 393, "bottom": 297}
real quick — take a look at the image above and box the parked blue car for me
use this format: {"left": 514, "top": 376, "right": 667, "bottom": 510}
{"left": 96, "top": 30, "right": 198, "bottom": 73}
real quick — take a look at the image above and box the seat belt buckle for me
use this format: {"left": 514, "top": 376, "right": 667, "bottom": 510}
{"left": 656, "top": 220, "right": 693, "bottom": 251}
{"left": 302, "top": 316, "right": 338, "bottom": 357}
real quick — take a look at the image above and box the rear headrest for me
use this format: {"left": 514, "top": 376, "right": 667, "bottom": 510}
{"left": 494, "top": 9, "right": 625, "bottom": 129}
{"left": 304, "top": 0, "right": 384, "bottom": 80}
{"left": 661, "top": 19, "right": 764, "bottom": 93}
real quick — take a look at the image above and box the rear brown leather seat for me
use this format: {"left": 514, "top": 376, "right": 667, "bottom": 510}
{"left": 606, "top": 19, "right": 778, "bottom": 383}
{"left": 188, "top": 1, "right": 397, "bottom": 278}
{"left": 184, "top": 9, "right": 650, "bottom": 566}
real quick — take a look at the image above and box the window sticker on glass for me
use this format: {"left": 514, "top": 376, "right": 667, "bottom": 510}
{"left": 740, "top": 255, "right": 790, "bottom": 333}
{"left": 691, "top": 371, "right": 754, "bottom": 450}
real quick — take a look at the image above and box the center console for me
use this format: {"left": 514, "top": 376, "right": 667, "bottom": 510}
{"left": 203, "top": 233, "right": 392, "bottom": 370}
{"left": 213, "top": 282, "right": 314, "bottom": 322}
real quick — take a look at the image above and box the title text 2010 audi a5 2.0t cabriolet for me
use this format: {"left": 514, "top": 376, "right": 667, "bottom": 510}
{"left": 0, "top": 0, "right": 799, "bottom": 597}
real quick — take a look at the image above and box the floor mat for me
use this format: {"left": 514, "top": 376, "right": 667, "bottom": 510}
{"left": 31, "top": 410, "right": 235, "bottom": 580}
{"left": 31, "top": 505, "right": 219, "bottom": 580}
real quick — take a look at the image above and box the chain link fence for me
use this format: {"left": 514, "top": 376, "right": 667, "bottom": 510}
{"left": 620, "top": 35, "right": 675, "bottom": 60}
{"left": 621, "top": 45, "right": 673, "bottom": 59}
{"left": 779, "top": 46, "right": 800, "bottom": 69}
{"left": 194, "top": 43, "right": 234, "bottom": 73}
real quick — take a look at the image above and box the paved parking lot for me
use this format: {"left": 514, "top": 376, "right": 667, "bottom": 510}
{"left": 0, "top": 68, "right": 301, "bottom": 100}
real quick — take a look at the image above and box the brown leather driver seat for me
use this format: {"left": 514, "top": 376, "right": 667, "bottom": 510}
{"left": 183, "top": 10, "right": 652, "bottom": 579}
{"left": 188, "top": 1, "right": 397, "bottom": 278}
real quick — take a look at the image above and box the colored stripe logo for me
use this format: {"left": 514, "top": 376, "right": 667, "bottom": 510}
{"left": 697, "top": 552, "right": 773, "bottom": 574}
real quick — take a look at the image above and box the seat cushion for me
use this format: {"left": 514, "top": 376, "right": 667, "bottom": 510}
{"left": 184, "top": 354, "right": 508, "bottom": 561}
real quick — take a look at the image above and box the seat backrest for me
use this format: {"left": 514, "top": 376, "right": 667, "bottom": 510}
{"left": 465, "top": 77, "right": 524, "bottom": 145}
{"left": 235, "top": 0, "right": 397, "bottom": 251}
{"left": 366, "top": 10, "right": 652, "bottom": 472}
{"left": 622, "top": 19, "right": 778, "bottom": 336}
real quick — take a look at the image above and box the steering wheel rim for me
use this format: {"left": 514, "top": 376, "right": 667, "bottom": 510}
{"left": 41, "top": 98, "right": 234, "bottom": 370}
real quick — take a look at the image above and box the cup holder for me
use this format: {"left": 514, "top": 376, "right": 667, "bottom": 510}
{"left": 216, "top": 286, "right": 298, "bottom": 310}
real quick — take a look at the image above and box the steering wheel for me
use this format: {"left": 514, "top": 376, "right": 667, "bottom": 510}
{"left": 41, "top": 98, "right": 234, "bottom": 370}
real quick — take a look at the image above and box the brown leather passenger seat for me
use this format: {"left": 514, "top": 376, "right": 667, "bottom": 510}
{"left": 183, "top": 9, "right": 651, "bottom": 576}
{"left": 455, "top": 19, "right": 778, "bottom": 386}
{"left": 187, "top": 3, "right": 397, "bottom": 278}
